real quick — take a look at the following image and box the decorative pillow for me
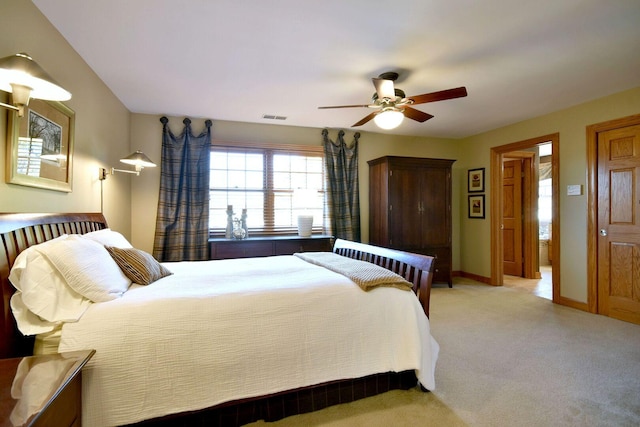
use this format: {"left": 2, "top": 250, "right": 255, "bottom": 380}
{"left": 83, "top": 228, "right": 133, "bottom": 248}
{"left": 36, "top": 236, "right": 132, "bottom": 302}
{"left": 105, "top": 246, "right": 172, "bottom": 285}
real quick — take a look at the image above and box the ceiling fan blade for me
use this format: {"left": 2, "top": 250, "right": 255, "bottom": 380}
{"left": 372, "top": 77, "right": 396, "bottom": 100}
{"left": 403, "top": 106, "right": 434, "bottom": 123}
{"left": 408, "top": 86, "right": 468, "bottom": 105}
{"left": 318, "top": 104, "right": 370, "bottom": 109}
{"left": 352, "top": 112, "right": 377, "bottom": 127}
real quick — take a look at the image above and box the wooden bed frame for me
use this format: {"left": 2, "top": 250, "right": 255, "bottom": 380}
{"left": 0, "top": 212, "right": 435, "bottom": 426}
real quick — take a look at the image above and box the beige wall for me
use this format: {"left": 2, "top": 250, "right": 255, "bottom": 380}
{"left": 132, "top": 87, "right": 640, "bottom": 307}
{"left": 129, "top": 115, "right": 463, "bottom": 266}
{"left": 4, "top": 0, "right": 640, "bottom": 308}
{"left": 459, "top": 87, "right": 640, "bottom": 302}
{"left": 0, "top": 0, "right": 132, "bottom": 234}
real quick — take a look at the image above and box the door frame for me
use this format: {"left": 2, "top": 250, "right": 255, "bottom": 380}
{"left": 490, "top": 133, "right": 560, "bottom": 303}
{"left": 586, "top": 113, "right": 640, "bottom": 314}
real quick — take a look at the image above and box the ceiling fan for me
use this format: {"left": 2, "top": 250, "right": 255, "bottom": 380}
{"left": 318, "top": 72, "right": 467, "bottom": 130}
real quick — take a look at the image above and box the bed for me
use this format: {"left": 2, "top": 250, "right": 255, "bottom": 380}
{"left": 0, "top": 212, "right": 438, "bottom": 426}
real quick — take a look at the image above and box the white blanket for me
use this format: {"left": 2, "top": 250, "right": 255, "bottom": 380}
{"left": 58, "top": 255, "right": 439, "bottom": 427}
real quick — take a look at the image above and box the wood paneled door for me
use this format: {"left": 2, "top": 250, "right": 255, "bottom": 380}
{"left": 503, "top": 159, "right": 523, "bottom": 277}
{"left": 597, "top": 123, "right": 640, "bottom": 324}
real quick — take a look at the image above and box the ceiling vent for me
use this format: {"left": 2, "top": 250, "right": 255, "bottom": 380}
{"left": 262, "top": 114, "right": 287, "bottom": 120}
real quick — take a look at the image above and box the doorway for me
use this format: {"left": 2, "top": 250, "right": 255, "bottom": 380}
{"left": 490, "top": 134, "right": 560, "bottom": 303}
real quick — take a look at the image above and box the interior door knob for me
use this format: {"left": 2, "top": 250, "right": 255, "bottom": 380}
{"left": 600, "top": 229, "right": 607, "bottom": 236}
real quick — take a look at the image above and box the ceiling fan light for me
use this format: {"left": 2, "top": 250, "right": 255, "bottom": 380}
{"left": 374, "top": 109, "right": 404, "bottom": 130}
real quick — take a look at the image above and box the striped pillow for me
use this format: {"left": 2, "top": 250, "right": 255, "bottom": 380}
{"left": 105, "top": 246, "right": 172, "bottom": 285}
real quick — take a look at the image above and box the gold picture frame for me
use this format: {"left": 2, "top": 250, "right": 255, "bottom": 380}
{"left": 6, "top": 98, "right": 75, "bottom": 192}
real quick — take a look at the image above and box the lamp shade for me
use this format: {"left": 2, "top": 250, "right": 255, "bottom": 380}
{"left": 120, "top": 151, "right": 156, "bottom": 168}
{"left": 0, "top": 53, "right": 71, "bottom": 101}
{"left": 374, "top": 109, "right": 404, "bottom": 130}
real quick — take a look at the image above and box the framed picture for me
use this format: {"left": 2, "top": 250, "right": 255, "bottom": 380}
{"left": 468, "top": 194, "right": 485, "bottom": 219}
{"left": 468, "top": 167, "right": 485, "bottom": 193}
{"left": 6, "top": 98, "right": 75, "bottom": 192}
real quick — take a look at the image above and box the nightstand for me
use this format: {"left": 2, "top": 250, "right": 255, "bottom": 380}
{"left": 0, "top": 349, "right": 95, "bottom": 427}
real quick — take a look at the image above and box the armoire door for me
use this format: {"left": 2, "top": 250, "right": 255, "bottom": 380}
{"left": 597, "top": 124, "right": 640, "bottom": 324}
{"left": 388, "top": 167, "right": 421, "bottom": 249}
{"left": 421, "top": 167, "right": 450, "bottom": 248}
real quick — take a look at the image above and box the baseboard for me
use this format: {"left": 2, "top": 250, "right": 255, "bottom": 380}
{"left": 558, "top": 296, "right": 589, "bottom": 312}
{"left": 457, "top": 272, "right": 591, "bottom": 313}
{"left": 454, "top": 271, "right": 492, "bottom": 285}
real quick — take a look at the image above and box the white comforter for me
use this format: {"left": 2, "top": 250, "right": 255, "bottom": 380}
{"left": 58, "top": 255, "right": 439, "bottom": 427}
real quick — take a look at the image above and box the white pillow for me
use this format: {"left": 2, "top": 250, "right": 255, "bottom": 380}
{"left": 9, "top": 234, "right": 68, "bottom": 291}
{"left": 15, "top": 246, "right": 91, "bottom": 323}
{"left": 8, "top": 234, "right": 92, "bottom": 335}
{"left": 82, "top": 228, "right": 133, "bottom": 248}
{"left": 10, "top": 292, "right": 59, "bottom": 335}
{"left": 36, "top": 236, "right": 132, "bottom": 302}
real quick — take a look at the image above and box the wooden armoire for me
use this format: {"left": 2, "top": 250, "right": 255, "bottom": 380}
{"left": 368, "top": 156, "right": 455, "bottom": 286}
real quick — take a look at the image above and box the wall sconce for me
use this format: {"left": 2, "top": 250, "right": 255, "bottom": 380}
{"left": 373, "top": 108, "right": 404, "bottom": 130}
{"left": 99, "top": 150, "right": 156, "bottom": 180}
{"left": 0, "top": 52, "right": 72, "bottom": 117}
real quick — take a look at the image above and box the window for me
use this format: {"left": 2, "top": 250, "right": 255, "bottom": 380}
{"left": 209, "top": 143, "right": 327, "bottom": 236}
{"left": 538, "top": 177, "right": 552, "bottom": 238}
{"left": 538, "top": 143, "right": 552, "bottom": 239}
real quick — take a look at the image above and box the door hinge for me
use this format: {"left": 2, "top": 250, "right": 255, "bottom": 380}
{"left": 389, "top": 170, "right": 393, "bottom": 177}
{"left": 389, "top": 204, "right": 393, "bottom": 211}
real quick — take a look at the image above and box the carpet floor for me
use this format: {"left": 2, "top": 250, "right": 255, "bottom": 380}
{"left": 248, "top": 279, "right": 640, "bottom": 426}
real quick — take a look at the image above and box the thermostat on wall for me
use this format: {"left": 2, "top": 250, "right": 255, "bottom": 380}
{"left": 567, "top": 184, "right": 582, "bottom": 196}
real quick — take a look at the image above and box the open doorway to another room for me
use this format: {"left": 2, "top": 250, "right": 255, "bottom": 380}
{"left": 490, "top": 134, "right": 560, "bottom": 303}
{"left": 502, "top": 143, "right": 553, "bottom": 300}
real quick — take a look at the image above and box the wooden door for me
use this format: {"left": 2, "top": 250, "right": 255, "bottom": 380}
{"left": 388, "top": 167, "right": 421, "bottom": 249}
{"left": 503, "top": 159, "right": 523, "bottom": 276}
{"left": 597, "top": 124, "right": 640, "bottom": 324}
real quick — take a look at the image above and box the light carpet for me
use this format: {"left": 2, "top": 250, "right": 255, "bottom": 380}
{"left": 248, "top": 280, "right": 640, "bottom": 426}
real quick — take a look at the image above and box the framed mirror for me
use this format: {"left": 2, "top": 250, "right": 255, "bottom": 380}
{"left": 6, "top": 98, "right": 75, "bottom": 192}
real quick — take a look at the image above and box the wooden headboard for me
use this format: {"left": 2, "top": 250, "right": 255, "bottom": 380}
{"left": 332, "top": 238, "right": 434, "bottom": 317}
{"left": 0, "top": 213, "right": 108, "bottom": 358}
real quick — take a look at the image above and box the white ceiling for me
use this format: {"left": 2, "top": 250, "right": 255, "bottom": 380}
{"left": 33, "top": 0, "right": 640, "bottom": 139}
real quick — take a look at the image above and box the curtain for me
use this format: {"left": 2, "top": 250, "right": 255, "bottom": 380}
{"left": 322, "top": 129, "right": 361, "bottom": 241}
{"left": 539, "top": 161, "right": 552, "bottom": 180}
{"left": 153, "top": 117, "right": 212, "bottom": 262}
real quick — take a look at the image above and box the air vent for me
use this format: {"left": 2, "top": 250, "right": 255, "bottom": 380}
{"left": 262, "top": 114, "right": 287, "bottom": 120}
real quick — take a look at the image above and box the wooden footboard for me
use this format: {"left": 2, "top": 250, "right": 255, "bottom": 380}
{"left": 332, "top": 238, "right": 434, "bottom": 317}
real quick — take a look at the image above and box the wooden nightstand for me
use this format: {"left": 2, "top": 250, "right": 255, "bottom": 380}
{"left": 0, "top": 349, "right": 94, "bottom": 427}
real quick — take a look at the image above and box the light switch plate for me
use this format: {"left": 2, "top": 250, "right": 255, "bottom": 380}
{"left": 567, "top": 184, "right": 582, "bottom": 196}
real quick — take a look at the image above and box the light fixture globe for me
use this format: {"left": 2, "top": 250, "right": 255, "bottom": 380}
{"left": 374, "top": 109, "right": 404, "bottom": 130}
